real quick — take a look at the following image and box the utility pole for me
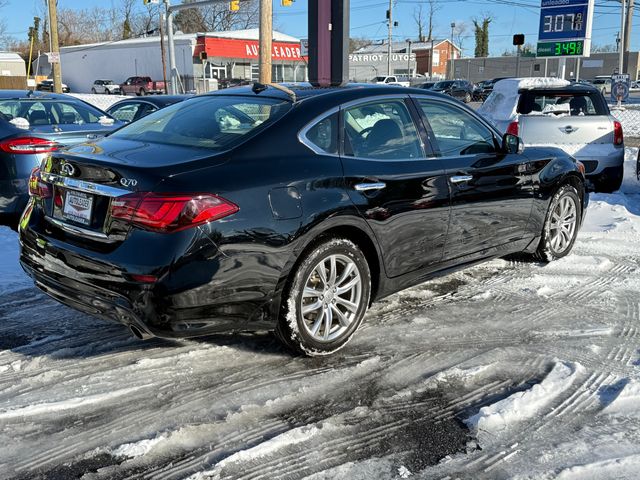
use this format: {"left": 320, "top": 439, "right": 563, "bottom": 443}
{"left": 450, "top": 22, "right": 455, "bottom": 80}
{"left": 159, "top": 12, "right": 168, "bottom": 94}
{"left": 259, "top": 0, "right": 273, "bottom": 83}
{"left": 619, "top": 0, "right": 626, "bottom": 75}
{"left": 624, "top": 0, "right": 634, "bottom": 56}
{"left": 387, "top": 0, "right": 393, "bottom": 76}
{"left": 47, "top": 0, "right": 62, "bottom": 93}
{"left": 407, "top": 39, "right": 412, "bottom": 77}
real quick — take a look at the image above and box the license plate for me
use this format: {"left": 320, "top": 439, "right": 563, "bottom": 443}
{"left": 63, "top": 190, "right": 93, "bottom": 226}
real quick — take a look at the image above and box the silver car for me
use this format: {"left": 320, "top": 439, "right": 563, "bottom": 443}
{"left": 479, "top": 78, "right": 624, "bottom": 193}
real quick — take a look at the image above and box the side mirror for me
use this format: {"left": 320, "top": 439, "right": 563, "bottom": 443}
{"left": 502, "top": 133, "right": 524, "bottom": 154}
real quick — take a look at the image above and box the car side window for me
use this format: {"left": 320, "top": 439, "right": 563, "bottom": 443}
{"left": 303, "top": 112, "right": 338, "bottom": 155}
{"left": 343, "top": 100, "right": 423, "bottom": 160}
{"left": 418, "top": 100, "right": 496, "bottom": 157}
{"left": 109, "top": 103, "right": 141, "bottom": 123}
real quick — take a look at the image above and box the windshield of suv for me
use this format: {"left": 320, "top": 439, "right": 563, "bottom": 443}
{"left": 434, "top": 81, "right": 454, "bottom": 89}
{"left": 110, "top": 96, "right": 291, "bottom": 150}
{"left": 517, "top": 91, "right": 608, "bottom": 116}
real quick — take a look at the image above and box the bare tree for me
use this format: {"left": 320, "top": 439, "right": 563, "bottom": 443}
{"left": 426, "top": 0, "right": 441, "bottom": 42}
{"left": 0, "top": 0, "right": 9, "bottom": 49}
{"left": 200, "top": 0, "right": 259, "bottom": 31}
{"left": 175, "top": 0, "right": 207, "bottom": 34}
{"left": 453, "top": 22, "right": 468, "bottom": 54}
{"left": 413, "top": 5, "right": 425, "bottom": 42}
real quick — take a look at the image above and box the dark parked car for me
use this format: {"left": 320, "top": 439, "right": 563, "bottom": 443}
{"left": 36, "top": 79, "right": 70, "bottom": 93}
{"left": 431, "top": 80, "right": 475, "bottom": 103}
{"left": 477, "top": 77, "right": 510, "bottom": 100}
{"left": 0, "top": 90, "right": 121, "bottom": 227}
{"left": 19, "top": 84, "right": 587, "bottom": 356}
{"left": 218, "top": 78, "right": 252, "bottom": 89}
{"left": 416, "top": 81, "right": 437, "bottom": 90}
{"left": 106, "top": 95, "right": 192, "bottom": 123}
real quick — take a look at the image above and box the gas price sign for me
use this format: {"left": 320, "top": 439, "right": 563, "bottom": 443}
{"left": 537, "top": 0, "right": 594, "bottom": 58}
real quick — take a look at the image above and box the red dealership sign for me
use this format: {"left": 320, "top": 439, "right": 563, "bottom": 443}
{"left": 195, "top": 36, "right": 304, "bottom": 61}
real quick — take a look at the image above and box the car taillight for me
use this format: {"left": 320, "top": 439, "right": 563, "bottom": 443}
{"left": 0, "top": 137, "right": 58, "bottom": 154}
{"left": 110, "top": 193, "right": 239, "bottom": 233}
{"left": 613, "top": 120, "right": 623, "bottom": 146}
{"left": 28, "top": 167, "right": 52, "bottom": 199}
{"left": 506, "top": 121, "right": 519, "bottom": 136}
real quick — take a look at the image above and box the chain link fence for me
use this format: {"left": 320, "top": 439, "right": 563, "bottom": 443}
{"left": 610, "top": 105, "right": 640, "bottom": 147}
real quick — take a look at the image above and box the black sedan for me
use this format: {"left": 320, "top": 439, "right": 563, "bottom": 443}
{"left": 106, "top": 95, "right": 191, "bottom": 124}
{"left": 19, "top": 84, "right": 588, "bottom": 356}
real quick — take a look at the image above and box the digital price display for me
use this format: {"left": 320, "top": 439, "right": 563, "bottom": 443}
{"left": 537, "top": 0, "right": 594, "bottom": 57}
{"left": 536, "top": 40, "right": 584, "bottom": 57}
{"left": 538, "top": 5, "right": 589, "bottom": 40}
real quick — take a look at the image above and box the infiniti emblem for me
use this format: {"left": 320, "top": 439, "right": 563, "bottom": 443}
{"left": 120, "top": 178, "right": 138, "bottom": 187}
{"left": 60, "top": 162, "right": 76, "bottom": 176}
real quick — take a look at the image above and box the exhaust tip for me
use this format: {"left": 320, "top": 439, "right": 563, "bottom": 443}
{"left": 129, "top": 325, "right": 153, "bottom": 340}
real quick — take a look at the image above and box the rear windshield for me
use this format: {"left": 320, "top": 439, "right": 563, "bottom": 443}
{"left": 110, "top": 95, "right": 291, "bottom": 150}
{"left": 0, "top": 99, "right": 108, "bottom": 125}
{"left": 517, "top": 91, "right": 608, "bottom": 116}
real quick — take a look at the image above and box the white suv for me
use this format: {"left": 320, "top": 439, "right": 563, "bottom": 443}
{"left": 91, "top": 80, "right": 121, "bottom": 95}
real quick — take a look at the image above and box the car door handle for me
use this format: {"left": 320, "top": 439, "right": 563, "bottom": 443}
{"left": 449, "top": 175, "right": 473, "bottom": 184}
{"left": 354, "top": 182, "right": 386, "bottom": 192}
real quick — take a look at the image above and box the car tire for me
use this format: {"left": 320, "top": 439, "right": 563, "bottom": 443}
{"left": 535, "top": 184, "right": 582, "bottom": 262}
{"left": 91, "top": 88, "right": 97, "bottom": 94}
{"left": 464, "top": 92, "right": 472, "bottom": 103}
{"left": 275, "top": 238, "right": 371, "bottom": 356}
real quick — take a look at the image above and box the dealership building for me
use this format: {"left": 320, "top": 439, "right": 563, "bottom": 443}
{"left": 47, "top": 28, "right": 306, "bottom": 93}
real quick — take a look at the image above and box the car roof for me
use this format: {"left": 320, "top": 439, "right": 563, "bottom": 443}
{"left": 204, "top": 83, "right": 448, "bottom": 104}
{"left": 107, "top": 95, "right": 192, "bottom": 109}
{"left": 0, "top": 89, "right": 75, "bottom": 100}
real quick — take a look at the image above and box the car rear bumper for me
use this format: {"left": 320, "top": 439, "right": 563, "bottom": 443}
{"left": 574, "top": 146, "right": 624, "bottom": 175}
{"left": 19, "top": 208, "right": 278, "bottom": 338}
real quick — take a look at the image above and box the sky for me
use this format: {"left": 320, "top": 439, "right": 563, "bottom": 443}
{"left": 1, "top": 0, "right": 639, "bottom": 57}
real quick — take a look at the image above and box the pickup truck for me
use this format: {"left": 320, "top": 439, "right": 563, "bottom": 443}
{"left": 119, "top": 76, "right": 166, "bottom": 96}
{"left": 479, "top": 78, "right": 624, "bottom": 193}
{"left": 371, "top": 76, "right": 410, "bottom": 87}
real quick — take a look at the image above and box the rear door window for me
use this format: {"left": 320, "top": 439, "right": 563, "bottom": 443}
{"left": 517, "top": 92, "right": 606, "bottom": 116}
{"left": 343, "top": 100, "right": 423, "bottom": 160}
{"left": 109, "top": 103, "right": 142, "bottom": 123}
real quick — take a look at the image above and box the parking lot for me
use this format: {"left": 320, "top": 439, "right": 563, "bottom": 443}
{"left": 0, "top": 142, "right": 639, "bottom": 479}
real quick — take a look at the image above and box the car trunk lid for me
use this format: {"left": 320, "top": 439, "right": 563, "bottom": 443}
{"left": 38, "top": 138, "right": 228, "bottom": 244}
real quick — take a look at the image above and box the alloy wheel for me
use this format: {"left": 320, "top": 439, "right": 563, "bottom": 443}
{"left": 299, "top": 254, "right": 362, "bottom": 342}
{"left": 548, "top": 195, "right": 577, "bottom": 254}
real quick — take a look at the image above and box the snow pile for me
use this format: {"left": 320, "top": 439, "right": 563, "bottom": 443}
{"left": 554, "top": 454, "right": 640, "bottom": 480}
{"left": 478, "top": 77, "right": 570, "bottom": 124}
{"left": 0, "top": 226, "right": 30, "bottom": 294}
{"left": 601, "top": 380, "right": 640, "bottom": 416}
{"left": 112, "top": 434, "right": 168, "bottom": 459}
{"left": 466, "top": 361, "right": 584, "bottom": 435}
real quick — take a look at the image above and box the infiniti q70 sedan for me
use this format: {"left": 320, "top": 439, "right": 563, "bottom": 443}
{"left": 19, "top": 84, "right": 588, "bottom": 356}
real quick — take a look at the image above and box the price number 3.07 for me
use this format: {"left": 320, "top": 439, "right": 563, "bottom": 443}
{"left": 543, "top": 13, "right": 583, "bottom": 33}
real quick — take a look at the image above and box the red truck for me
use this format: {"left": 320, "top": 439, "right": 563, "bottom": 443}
{"left": 119, "top": 76, "right": 167, "bottom": 96}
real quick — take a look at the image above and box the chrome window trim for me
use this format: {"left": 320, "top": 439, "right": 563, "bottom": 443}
{"left": 297, "top": 106, "right": 341, "bottom": 156}
{"left": 41, "top": 172, "right": 131, "bottom": 198}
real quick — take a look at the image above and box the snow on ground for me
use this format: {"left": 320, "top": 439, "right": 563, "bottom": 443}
{"left": 1, "top": 150, "right": 640, "bottom": 479}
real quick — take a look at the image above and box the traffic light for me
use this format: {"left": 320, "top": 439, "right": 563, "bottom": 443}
{"left": 229, "top": 0, "right": 240, "bottom": 11}
{"left": 281, "top": 0, "right": 294, "bottom": 5}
